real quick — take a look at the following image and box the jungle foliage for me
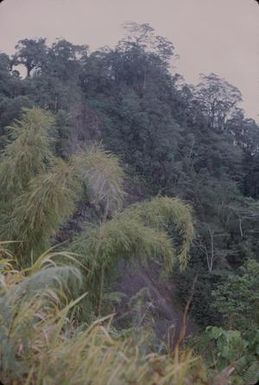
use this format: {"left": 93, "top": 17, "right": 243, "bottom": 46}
{"left": 0, "top": 23, "right": 258, "bottom": 384}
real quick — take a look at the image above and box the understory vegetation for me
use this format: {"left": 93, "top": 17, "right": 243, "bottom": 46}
{"left": 0, "top": 23, "right": 258, "bottom": 384}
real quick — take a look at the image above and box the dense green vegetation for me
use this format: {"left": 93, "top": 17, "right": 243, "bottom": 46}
{"left": 0, "top": 23, "right": 258, "bottom": 384}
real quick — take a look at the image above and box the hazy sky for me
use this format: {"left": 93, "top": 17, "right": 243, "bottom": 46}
{"left": 0, "top": 0, "right": 259, "bottom": 120}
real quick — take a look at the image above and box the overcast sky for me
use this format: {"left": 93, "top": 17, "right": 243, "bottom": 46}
{"left": 0, "top": 0, "right": 259, "bottom": 120}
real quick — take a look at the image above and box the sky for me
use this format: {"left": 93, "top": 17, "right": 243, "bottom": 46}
{"left": 0, "top": 0, "right": 259, "bottom": 120}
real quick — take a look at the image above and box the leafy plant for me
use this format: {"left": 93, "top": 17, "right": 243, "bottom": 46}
{"left": 0, "top": 251, "right": 210, "bottom": 385}
{"left": 0, "top": 109, "right": 126, "bottom": 262}
{"left": 199, "top": 326, "right": 259, "bottom": 385}
{"left": 72, "top": 196, "right": 194, "bottom": 312}
{"left": 212, "top": 259, "right": 259, "bottom": 331}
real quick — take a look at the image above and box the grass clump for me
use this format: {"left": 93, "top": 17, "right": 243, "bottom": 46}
{"left": 0, "top": 253, "right": 210, "bottom": 385}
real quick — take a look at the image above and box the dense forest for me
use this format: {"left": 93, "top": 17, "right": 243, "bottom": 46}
{"left": 0, "top": 23, "right": 258, "bottom": 384}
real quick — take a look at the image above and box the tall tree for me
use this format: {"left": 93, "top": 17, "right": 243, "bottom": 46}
{"left": 13, "top": 38, "right": 47, "bottom": 77}
{"left": 194, "top": 73, "right": 242, "bottom": 130}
